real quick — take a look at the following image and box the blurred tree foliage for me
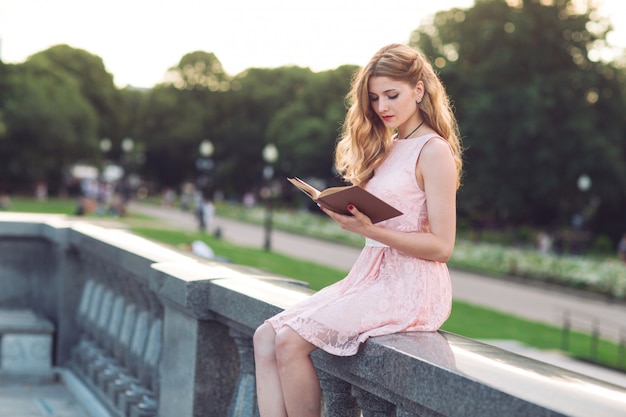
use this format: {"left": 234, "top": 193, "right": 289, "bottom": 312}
{"left": 28, "top": 45, "right": 124, "bottom": 148}
{"left": 411, "top": 0, "right": 626, "bottom": 238}
{"left": 0, "top": 0, "right": 624, "bottom": 242}
{"left": 1, "top": 56, "right": 98, "bottom": 192}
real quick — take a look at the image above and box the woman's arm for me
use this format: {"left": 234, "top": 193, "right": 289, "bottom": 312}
{"left": 322, "top": 138, "right": 457, "bottom": 262}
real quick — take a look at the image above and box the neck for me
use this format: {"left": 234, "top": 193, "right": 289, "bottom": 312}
{"left": 399, "top": 120, "right": 424, "bottom": 139}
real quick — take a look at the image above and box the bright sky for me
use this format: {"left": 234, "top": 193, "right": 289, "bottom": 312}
{"left": 0, "top": 0, "right": 624, "bottom": 88}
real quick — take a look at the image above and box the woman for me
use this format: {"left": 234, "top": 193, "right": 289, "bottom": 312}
{"left": 253, "top": 43, "right": 463, "bottom": 417}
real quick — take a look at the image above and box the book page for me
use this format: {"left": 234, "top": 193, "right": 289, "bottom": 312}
{"left": 287, "top": 177, "right": 320, "bottom": 199}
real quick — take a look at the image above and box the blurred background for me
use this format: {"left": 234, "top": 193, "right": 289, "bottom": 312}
{"left": 0, "top": 0, "right": 625, "bottom": 254}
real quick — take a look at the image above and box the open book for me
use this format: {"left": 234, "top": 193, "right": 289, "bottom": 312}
{"left": 287, "top": 177, "right": 403, "bottom": 224}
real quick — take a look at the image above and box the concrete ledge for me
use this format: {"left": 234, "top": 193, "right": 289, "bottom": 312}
{"left": 312, "top": 331, "right": 626, "bottom": 417}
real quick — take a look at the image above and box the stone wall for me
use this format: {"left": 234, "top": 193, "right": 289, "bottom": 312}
{"left": 1, "top": 213, "right": 625, "bottom": 417}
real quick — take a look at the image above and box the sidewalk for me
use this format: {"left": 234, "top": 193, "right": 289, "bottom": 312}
{"left": 128, "top": 201, "right": 626, "bottom": 387}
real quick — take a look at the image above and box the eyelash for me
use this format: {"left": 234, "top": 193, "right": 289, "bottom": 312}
{"left": 370, "top": 94, "right": 399, "bottom": 102}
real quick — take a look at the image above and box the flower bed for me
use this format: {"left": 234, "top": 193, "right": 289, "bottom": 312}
{"left": 449, "top": 241, "right": 626, "bottom": 299}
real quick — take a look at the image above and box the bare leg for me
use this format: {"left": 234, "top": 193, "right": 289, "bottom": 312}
{"left": 275, "top": 326, "right": 321, "bottom": 417}
{"left": 254, "top": 323, "right": 288, "bottom": 417}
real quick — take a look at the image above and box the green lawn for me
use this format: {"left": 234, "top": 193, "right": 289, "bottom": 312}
{"left": 7, "top": 196, "right": 79, "bottom": 214}
{"left": 4, "top": 197, "right": 625, "bottom": 371}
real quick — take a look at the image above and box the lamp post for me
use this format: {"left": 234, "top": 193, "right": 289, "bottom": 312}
{"left": 195, "top": 140, "right": 215, "bottom": 232}
{"left": 573, "top": 173, "right": 592, "bottom": 229}
{"left": 120, "top": 137, "right": 135, "bottom": 177}
{"left": 577, "top": 174, "right": 591, "bottom": 193}
{"left": 121, "top": 137, "right": 135, "bottom": 154}
{"left": 262, "top": 143, "right": 279, "bottom": 251}
{"left": 120, "top": 137, "right": 135, "bottom": 207}
{"left": 98, "top": 137, "right": 112, "bottom": 180}
{"left": 196, "top": 139, "right": 215, "bottom": 194}
{"left": 99, "top": 137, "right": 112, "bottom": 154}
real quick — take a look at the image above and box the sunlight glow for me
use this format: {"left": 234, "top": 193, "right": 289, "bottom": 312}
{"left": 0, "top": 0, "right": 623, "bottom": 88}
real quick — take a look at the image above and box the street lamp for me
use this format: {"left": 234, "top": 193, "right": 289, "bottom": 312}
{"left": 195, "top": 140, "right": 215, "bottom": 232}
{"left": 99, "top": 138, "right": 112, "bottom": 178}
{"left": 99, "top": 138, "right": 112, "bottom": 153}
{"left": 121, "top": 137, "right": 135, "bottom": 153}
{"left": 199, "top": 139, "right": 214, "bottom": 159}
{"left": 196, "top": 139, "right": 215, "bottom": 193}
{"left": 262, "top": 143, "right": 279, "bottom": 251}
{"left": 577, "top": 174, "right": 591, "bottom": 192}
{"left": 119, "top": 137, "right": 135, "bottom": 177}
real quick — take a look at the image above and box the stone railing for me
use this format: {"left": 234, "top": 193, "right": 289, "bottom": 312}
{"left": 1, "top": 212, "right": 625, "bottom": 417}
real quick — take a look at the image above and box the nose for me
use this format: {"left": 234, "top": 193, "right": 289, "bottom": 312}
{"left": 376, "top": 98, "right": 388, "bottom": 113}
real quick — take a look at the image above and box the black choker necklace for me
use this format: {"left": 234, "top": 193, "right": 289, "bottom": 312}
{"left": 401, "top": 120, "right": 425, "bottom": 139}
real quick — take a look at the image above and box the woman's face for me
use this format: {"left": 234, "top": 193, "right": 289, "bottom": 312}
{"left": 368, "top": 76, "right": 421, "bottom": 133}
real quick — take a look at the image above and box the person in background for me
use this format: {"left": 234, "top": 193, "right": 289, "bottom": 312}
{"left": 253, "top": 43, "right": 463, "bottom": 417}
{"left": 0, "top": 192, "right": 10, "bottom": 210}
{"left": 618, "top": 233, "right": 626, "bottom": 264}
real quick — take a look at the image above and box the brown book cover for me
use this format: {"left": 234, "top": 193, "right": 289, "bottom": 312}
{"left": 287, "top": 177, "right": 403, "bottom": 224}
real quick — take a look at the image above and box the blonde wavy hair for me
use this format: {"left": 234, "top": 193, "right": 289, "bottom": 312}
{"left": 335, "top": 43, "right": 463, "bottom": 188}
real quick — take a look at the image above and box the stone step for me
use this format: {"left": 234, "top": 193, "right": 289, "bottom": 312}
{"left": 0, "top": 309, "right": 55, "bottom": 379}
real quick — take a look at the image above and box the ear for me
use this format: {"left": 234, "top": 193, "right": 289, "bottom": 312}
{"left": 414, "top": 80, "right": 425, "bottom": 102}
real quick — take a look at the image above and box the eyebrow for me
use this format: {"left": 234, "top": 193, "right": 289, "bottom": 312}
{"left": 369, "top": 88, "right": 399, "bottom": 96}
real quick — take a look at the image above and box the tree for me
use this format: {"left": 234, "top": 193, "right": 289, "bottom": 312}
{"left": 28, "top": 45, "right": 123, "bottom": 142}
{"left": 165, "top": 51, "right": 230, "bottom": 91}
{"left": 266, "top": 65, "right": 355, "bottom": 181}
{"left": 215, "top": 66, "right": 316, "bottom": 196}
{"left": 411, "top": 0, "right": 626, "bottom": 239}
{"left": 1, "top": 60, "right": 98, "bottom": 193}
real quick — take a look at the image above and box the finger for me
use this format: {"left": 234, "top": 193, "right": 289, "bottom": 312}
{"left": 347, "top": 204, "right": 372, "bottom": 225}
{"left": 347, "top": 204, "right": 366, "bottom": 219}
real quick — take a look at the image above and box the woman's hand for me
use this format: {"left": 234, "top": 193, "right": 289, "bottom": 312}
{"left": 320, "top": 204, "right": 374, "bottom": 237}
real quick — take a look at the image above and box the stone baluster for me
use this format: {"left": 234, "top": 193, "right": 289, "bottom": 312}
{"left": 318, "top": 370, "right": 360, "bottom": 417}
{"left": 84, "top": 287, "right": 115, "bottom": 380}
{"left": 227, "top": 328, "right": 258, "bottom": 417}
{"left": 103, "top": 294, "right": 126, "bottom": 352}
{"left": 100, "top": 299, "right": 137, "bottom": 396}
{"left": 69, "top": 280, "right": 95, "bottom": 366}
{"left": 96, "top": 296, "right": 136, "bottom": 390}
{"left": 108, "top": 307, "right": 149, "bottom": 408}
{"left": 122, "top": 317, "right": 162, "bottom": 416}
{"left": 71, "top": 281, "right": 104, "bottom": 369}
{"left": 352, "top": 386, "right": 395, "bottom": 417}
{"left": 75, "top": 280, "right": 95, "bottom": 331}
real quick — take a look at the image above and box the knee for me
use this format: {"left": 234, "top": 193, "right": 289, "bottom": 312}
{"left": 253, "top": 323, "right": 276, "bottom": 361}
{"left": 274, "top": 327, "right": 311, "bottom": 364}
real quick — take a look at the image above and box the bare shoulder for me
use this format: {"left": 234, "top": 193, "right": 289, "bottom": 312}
{"left": 421, "top": 136, "right": 454, "bottom": 161}
{"left": 416, "top": 136, "right": 456, "bottom": 189}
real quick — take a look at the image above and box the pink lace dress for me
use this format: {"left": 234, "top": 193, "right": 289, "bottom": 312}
{"left": 267, "top": 134, "right": 452, "bottom": 356}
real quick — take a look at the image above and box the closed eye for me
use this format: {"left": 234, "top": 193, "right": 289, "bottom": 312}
{"left": 369, "top": 93, "right": 399, "bottom": 102}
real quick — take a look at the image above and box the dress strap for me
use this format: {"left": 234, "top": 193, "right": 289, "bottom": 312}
{"left": 365, "top": 238, "right": 389, "bottom": 247}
